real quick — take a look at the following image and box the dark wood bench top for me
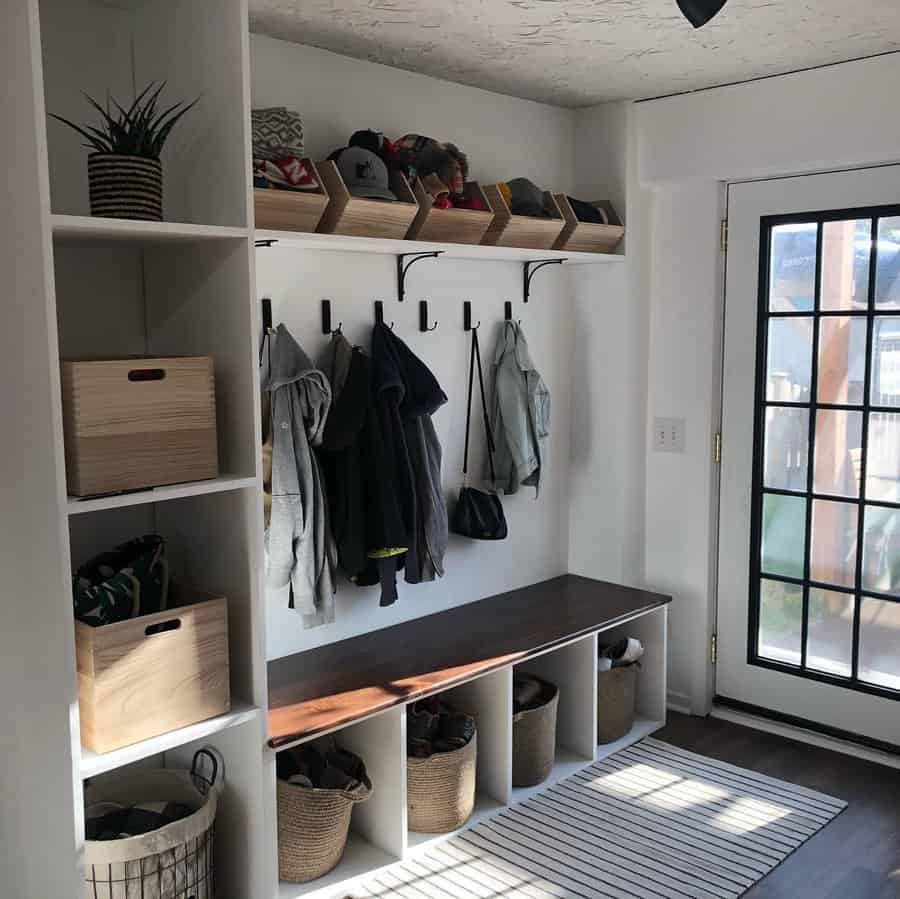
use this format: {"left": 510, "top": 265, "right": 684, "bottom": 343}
{"left": 267, "top": 574, "right": 671, "bottom": 748}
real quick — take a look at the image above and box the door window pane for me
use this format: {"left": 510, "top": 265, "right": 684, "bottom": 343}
{"left": 769, "top": 223, "right": 817, "bottom": 312}
{"left": 813, "top": 409, "right": 863, "bottom": 498}
{"left": 807, "top": 588, "right": 854, "bottom": 677}
{"left": 763, "top": 407, "right": 809, "bottom": 490}
{"left": 859, "top": 597, "right": 900, "bottom": 690}
{"left": 862, "top": 507, "right": 900, "bottom": 597}
{"left": 874, "top": 217, "right": 900, "bottom": 311}
{"left": 866, "top": 412, "right": 900, "bottom": 502}
{"left": 817, "top": 317, "right": 867, "bottom": 405}
{"left": 810, "top": 499, "right": 858, "bottom": 587}
{"left": 758, "top": 579, "right": 803, "bottom": 666}
{"left": 761, "top": 493, "right": 806, "bottom": 579}
{"left": 820, "top": 219, "right": 871, "bottom": 312}
{"left": 767, "top": 318, "right": 813, "bottom": 402}
{"left": 870, "top": 317, "right": 900, "bottom": 406}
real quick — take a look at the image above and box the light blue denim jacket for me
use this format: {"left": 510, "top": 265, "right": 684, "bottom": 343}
{"left": 489, "top": 322, "right": 550, "bottom": 495}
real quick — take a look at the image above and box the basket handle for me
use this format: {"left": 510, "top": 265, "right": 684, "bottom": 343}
{"left": 128, "top": 368, "right": 166, "bottom": 382}
{"left": 191, "top": 748, "right": 219, "bottom": 795}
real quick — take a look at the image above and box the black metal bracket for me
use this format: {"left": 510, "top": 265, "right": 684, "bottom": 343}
{"left": 255, "top": 239, "right": 278, "bottom": 248}
{"left": 261, "top": 297, "right": 273, "bottom": 332}
{"left": 523, "top": 258, "right": 566, "bottom": 303}
{"left": 504, "top": 301, "right": 513, "bottom": 322}
{"left": 463, "top": 301, "right": 480, "bottom": 331}
{"left": 419, "top": 300, "right": 438, "bottom": 332}
{"left": 398, "top": 251, "right": 443, "bottom": 302}
{"left": 321, "top": 299, "right": 341, "bottom": 336}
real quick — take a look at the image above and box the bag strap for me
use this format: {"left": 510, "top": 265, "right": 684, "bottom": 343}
{"left": 461, "top": 328, "right": 496, "bottom": 485}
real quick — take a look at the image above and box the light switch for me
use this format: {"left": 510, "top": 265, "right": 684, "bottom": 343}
{"left": 653, "top": 417, "right": 686, "bottom": 453}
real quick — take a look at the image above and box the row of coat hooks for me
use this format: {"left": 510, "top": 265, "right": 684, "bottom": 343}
{"left": 318, "top": 298, "right": 522, "bottom": 334}
{"left": 255, "top": 241, "right": 566, "bottom": 305}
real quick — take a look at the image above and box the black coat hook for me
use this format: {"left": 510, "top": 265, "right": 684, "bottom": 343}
{"left": 398, "top": 251, "right": 443, "bottom": 302}
{"left": 261, "top": 297, "right": 273, "bottom": 333}
{"left": 524, "top": 258, "right": 566, "bottom": 303}
{"left": 419, "top": 300, "right": 438, "bottom": 332}
{"left": 463, "top": 301, "right": 480, "bottom": 331}
{"left": 504, "top": 301, "right": 512, "bottom": 322}
{"left": 321, "top": 299, "right": 341, "bottom": 336}
{"left": 374, "top": 300, "right": 394, "bottom": 329}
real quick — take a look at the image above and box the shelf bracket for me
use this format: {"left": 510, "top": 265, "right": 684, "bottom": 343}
{"left": 398, "top": 251, "right": 443, "bottom": 302}
{"left": 523, "top": 258, "right": 566, "bottom": 303}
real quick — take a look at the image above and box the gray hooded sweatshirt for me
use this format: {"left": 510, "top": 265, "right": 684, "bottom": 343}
{"left": 489, "top": 321, "right": 550, "bottom": 496}
{"left": 261, "top": 324, "right": 336, "bottom": 628}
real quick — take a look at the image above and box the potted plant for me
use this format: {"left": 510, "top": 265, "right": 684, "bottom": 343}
{"left": 51, "top": 82, "right": 197, "bottom": 222}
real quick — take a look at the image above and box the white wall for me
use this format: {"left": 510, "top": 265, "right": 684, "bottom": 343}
{"left": 250, "top": 33, "right": 576, "bottom": 194}
{"left": 568, "top": 101, "right": 650, "bottom": 590}
{"left": 257, "top": 248, "right": 579, "bottom": 659}
{"left": 249, "top": 36, "right": 597, "bottom": 660}
{"left": 632, "top": 52, "right": 900, "bottom": 713}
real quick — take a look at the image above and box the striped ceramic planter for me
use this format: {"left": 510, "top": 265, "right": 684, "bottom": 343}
{"left": 87, "top": 153, "right": 163, "bottom": 221}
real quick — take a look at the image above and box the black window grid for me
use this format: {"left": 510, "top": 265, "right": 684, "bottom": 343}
{"left": 749, "top": 203, "right": 900, "bottom": 701}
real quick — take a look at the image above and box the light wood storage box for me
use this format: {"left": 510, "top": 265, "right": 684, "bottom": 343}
{"left": 481, "top": 183, "right": 565, "bottom": 250}
{"left": 76, "top": 584, "right": 230, "bottom": 754}
{"left": 61, "top": 356, "right": 219, "bottom": 497}
{"left": 315, "top": 159, "right": 418, "bottom": 239}
{"left": 406, "top": 179, "right": 495, "bottom": 245}
{"left": 253, "top": 160, "right": 330, "bottom": 233}
{"left": 553, "top": 194, "right": 625, "bottom": 253}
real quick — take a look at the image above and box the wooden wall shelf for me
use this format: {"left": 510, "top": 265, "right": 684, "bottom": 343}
{"left": 315, "top": 159, "right": 418, "bottom": 239}
{"left": 406, "top": 179, "right": 495, "bottom": 245}
{"left": 254, "top": 160, "right": 329, "bottom": 233}
{"left": 267, "top": 574, "right": 670, "bottom": 748}
{"left": 553, "top": 194, "right": 625, "bottom": 254}
{"left": 481, "top": 183, "right": 566, "bottom": 250}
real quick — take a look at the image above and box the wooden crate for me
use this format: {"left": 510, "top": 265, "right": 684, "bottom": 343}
{"left": 553, "top": 194, "right": 625, "bottom": 253}
{"left": 253, "top": 159, "right": 329, "bottom": 232}
{"left": 406, "top": 179, "right": 495, "bottom": 245}
{"left": 61, "top": 356, "right": 219, "bottom": 497}
{"left": 76, "top": 584, "right": 230, "bottom": 754}
{"left": 315, "top": 159, "right": 418, "bottom": 239}
{"left": 481, "top": 184, "right": 565, "bottom": 250}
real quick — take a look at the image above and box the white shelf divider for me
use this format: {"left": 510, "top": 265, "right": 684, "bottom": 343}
{"left": 52, "top": 213, "right": 249, "bottom": 244}
{"left": 255, "top": 228, "right": 624, "bottom": 265}
{"left": 67, "top": 474, "right": 257, "bottom": 515}
{"left": 81, "top": 701, "right": 261, "bottom": 780}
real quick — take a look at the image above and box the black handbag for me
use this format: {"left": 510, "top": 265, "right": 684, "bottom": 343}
{"left": 452, "top": 326, "right": 508, "bottom": 540}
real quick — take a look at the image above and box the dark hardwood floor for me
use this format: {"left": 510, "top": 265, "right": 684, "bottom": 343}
{"left": 656, "top": 713, "right": 900, "bottom": 898}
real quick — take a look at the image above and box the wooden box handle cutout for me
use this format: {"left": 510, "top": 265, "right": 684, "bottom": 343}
{"left": 128, "top": 368, "right": 166, "bottom": 382}
{"left": 145, "top": 618, "right": 181, "bottom": 637}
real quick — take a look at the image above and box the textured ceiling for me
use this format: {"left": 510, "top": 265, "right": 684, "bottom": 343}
{"left": 249, "top": 0, "right": 900, "bottom": 107}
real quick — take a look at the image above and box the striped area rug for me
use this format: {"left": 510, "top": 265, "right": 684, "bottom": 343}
{"left": 355, "top": 737, "right": 846, "bottom": 898}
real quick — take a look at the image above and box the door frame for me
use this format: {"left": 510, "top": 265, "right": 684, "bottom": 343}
{"left": 713, "top": 165, "right": 900, "bottom": 746}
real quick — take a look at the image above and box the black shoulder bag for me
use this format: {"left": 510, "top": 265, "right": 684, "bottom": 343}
{"left": 452, "top": 326, "right": 508, "bottom": 540}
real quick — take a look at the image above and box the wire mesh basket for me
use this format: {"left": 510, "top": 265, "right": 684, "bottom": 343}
{"left": 83, "top": 749, "right": 219, "bottom": 899}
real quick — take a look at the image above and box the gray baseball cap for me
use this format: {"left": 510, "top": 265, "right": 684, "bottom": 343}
{"left": 334, "top": 146, "right": 396, "bottom": 201}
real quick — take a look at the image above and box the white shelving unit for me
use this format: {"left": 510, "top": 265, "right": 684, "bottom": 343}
{"left": 271, "top": 606, "right": 668, "bottom": 899}
{"left": 3, "top": 1, "right": 647, "bottom": 897}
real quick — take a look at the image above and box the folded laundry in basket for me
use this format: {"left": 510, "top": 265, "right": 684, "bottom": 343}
{"left": 600, "top": 637, "right": 644, "bottom": 667}
{"left": 85, "top": 800, "right": 194, "bottom": 841}
{"left": 276, "top": 741, "right": 366, "bottom": 791}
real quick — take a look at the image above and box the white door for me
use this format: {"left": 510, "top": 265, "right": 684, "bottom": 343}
{"left": 717, "top": 166, "right": 900, "bottom": 747}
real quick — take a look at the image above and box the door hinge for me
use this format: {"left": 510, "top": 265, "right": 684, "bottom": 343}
{"left": 711, "top": 633, "right": 718, "bottom": 665}
{"left": 714, "top": 431, "right": 722, "bottom": 464}
{"left": 720, "top": 219, "right": 728, "bottom": 252}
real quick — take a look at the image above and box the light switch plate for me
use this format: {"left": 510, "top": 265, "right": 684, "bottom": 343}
{"left": 653, "top": 417, "right": 686, "bottom": 453}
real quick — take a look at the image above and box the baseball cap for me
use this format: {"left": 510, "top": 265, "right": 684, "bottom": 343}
{"left": 334, "top": 146, "right": 396, "bottom": 201}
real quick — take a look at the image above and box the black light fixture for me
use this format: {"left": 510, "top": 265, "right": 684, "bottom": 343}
{"left": 676, "top": 0, "right": 728, "bottom": 28}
